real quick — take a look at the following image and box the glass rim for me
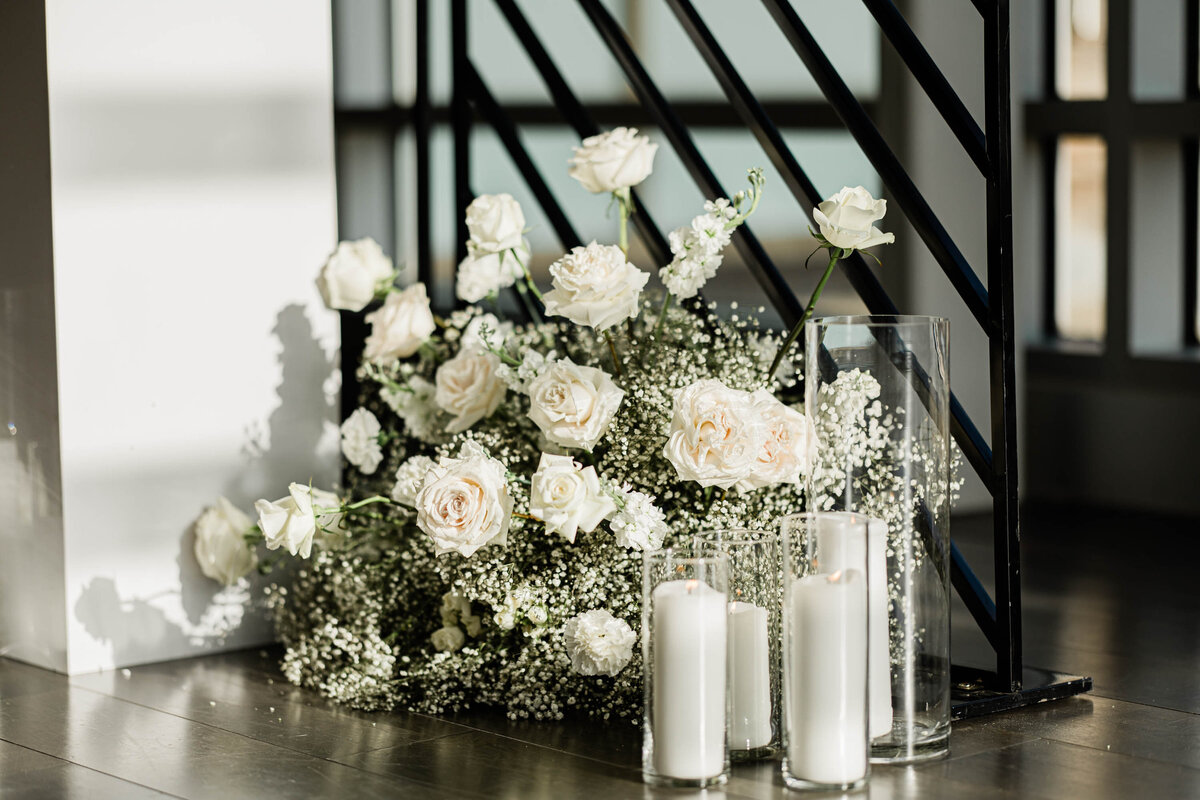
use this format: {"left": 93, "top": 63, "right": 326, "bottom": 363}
{"left": 693, "top": 528, "right": 772, "bottom": 546}
{"left": 644, "top": 547, "right": 730, "bottom": 564}
{"left": 810, "top": 313, "right": 949, "bottom": 328}
{"left": 779, "top": 511, "right": 873, "bottom": 527}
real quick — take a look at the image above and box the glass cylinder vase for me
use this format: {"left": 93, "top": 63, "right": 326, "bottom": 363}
{"left": 805, "top": 315, "right": 952, "bottom": 763}
{"left": 641, "top": 548, "right": 730, "bottom": 788}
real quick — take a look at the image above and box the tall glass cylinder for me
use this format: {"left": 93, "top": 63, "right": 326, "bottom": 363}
{"left": 642, "top": 548, "right": 730, "bottom": 788}
{"left": 694, "top": 530, "right": 781, "bottom": 760}
{"left": 805, "top": 315, "right": 952, "bottom": 763}
{"left": 780, "top": 513, "right": 870, "bottom": 791}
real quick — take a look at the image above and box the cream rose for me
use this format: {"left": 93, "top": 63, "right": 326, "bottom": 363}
{"left": 455, "top": 241, "right": 529, "bottom": 303}
{"left": 735, "top": 389, "right": 809, "bottom": 491}
{"left": 254, "top": 483, "right": 346, "bottom": 559}
{"left": 568, "top": 127, "right": 658, "bottom": 194}
{"left": 316, "top": 237, "right": 394, "bottom": 312}
{"left": 526, "top": 358, "right": 624, "bottom": 451}
{"left": 340, "top": 407, "right": 384, "bottom": 475}
{"left": 431, "top": 626, "right": 466, "bottom": 652}
{"left": 542, "top": 242, "right": 649, "bottom": 331}
{"left": 466, "top": 193, "right": 526, "bottom": 253}
{"left": 193, "top": 497, "right": 258, "bottom": 586}
{"left": 563, "top": 609, "right": 637, "bottom": 676}
{"left": 529, "top": 453, "right": 617, "bottom": 544}
{"left": 434, "top": 348, "right": 507, "bottom": 433}
{"left": 415, "top": 442, "right": 513, "bottom": 557}
{"left": 663, "top": 379, "right": 765, "bottom": 489}
{"left": 812, "top": 186, "right": 896, "bottom": 251}
{"left": 363, "top": 283, "right": 437, "bottom": 363}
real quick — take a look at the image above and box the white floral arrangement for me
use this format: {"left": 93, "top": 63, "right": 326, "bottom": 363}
{"left": 191, "top": 129, "right": 934, "bottom": 720}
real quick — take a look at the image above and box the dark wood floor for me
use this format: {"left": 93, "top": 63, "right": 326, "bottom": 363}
{"left": 3, "top": 506, "right": 1199, "bottom": 799}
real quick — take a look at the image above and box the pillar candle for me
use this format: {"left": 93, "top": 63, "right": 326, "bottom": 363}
{"left": 728, "top": 601, "right": 772, "bottom": 750}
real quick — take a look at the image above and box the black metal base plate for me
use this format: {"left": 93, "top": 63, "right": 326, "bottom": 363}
{"left": 950, "top": 664, "right": 1093, "bottom": 720}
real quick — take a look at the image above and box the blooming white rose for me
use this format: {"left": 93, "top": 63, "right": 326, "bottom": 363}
{"left": 466, "top": 193, "right": 526, "bottom": 253}
{"left": 254, "top": 483, "right": 345, "bottom": 559}
{"left": 455, "top": 241, "right": 529, "bottom": 303}
{"left": 563, "top": 609, "right": 637, "bottom": 677}
{"left": 735, "top": 390, "right": 809, "bottom": 491}
{"left": 363, "top": 283, "right": 437, "bottom": 363}
{"left": 568, "top": 127, "right": 658, "bottom": 194}
{"left": 462, "top": 313, "right": 514, "bottom": 351}
{"left": 813, "top": 186, "right": 896, "bottom": 251}
{"left": 382, "top": 377, "right": 444, "bottom": 443}
{"left": 193, "top": 497, "right": 257, "bottom": 586}
{"left": 528, "top": 453, "right": 616, "bottom": 544}
{"left": 392, "top": 455, "right": 435, "bottom": 506}
{"left": 526, "top": 358, "right": 624, "bottom": 451}
{"left": 340, "top": 408, "right": 384, "bottom": 475}
{"left": 527, "top": 605, "right": 548, "bottom": 626}
{"left": 316, "top": 237, "right": 394, "bottom": 312}
{"left": 434, "top": 348, "right": 507, "bottom": 433}
{"left": 609, "top": 488, "right": 669, "bottom": 552}
{"left": 431, "top": 625, "right": 466, "bottom": 653}
{"left": 415, "top": 442, "right": 513, "bottom": 557}
{"left": 542, "top": 242, "right": 649, "bottom": 331}
{"left": 663, "top": 379, "right": 766, "bottom": 489}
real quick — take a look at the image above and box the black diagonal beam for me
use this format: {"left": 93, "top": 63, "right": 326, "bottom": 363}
{"left": 761, "top": 0, "right": 991, "bottom": 330}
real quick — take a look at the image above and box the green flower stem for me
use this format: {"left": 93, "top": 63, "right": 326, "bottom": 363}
{"left": 512, "top": 279, "right": 543, "bottom": 326}
{"left": 616, "top": 189, "right": 631, "bottom": 255}
{"left": 509, "top": 248, "right": 544, "bottom": 303}
{"left": 342, "top": 495, "right": 393, "bottom": 512}
{"left": 604, "top": 330, "right": 623, "bottom": 377}
{"left": 651, "top": 292, "right": 674, "bottom": 339}
{"left": 768, "top": 250, "right": 841, "bottom": 381}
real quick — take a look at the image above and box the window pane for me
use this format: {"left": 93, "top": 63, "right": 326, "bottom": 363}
{"left": 1055, "top": 0, "right": 1107, "bottom": 99}
{"left": 1132, "top": 0, "right": 1185, "bottom": 100}
{"left": 1055, "top": 136, "right": 1106, "bottom": 341}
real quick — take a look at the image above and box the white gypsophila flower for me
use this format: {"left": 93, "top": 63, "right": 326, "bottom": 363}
{"left": 609, "top": 488, "right": 668, "bottom": 552}
{"left": 526, "top": 357, "right": 624, "bottom": 451}
{"left": 193, "top": 496, "right": 257, "bottom": 586}
{"left": 568, "top": 127, "right": 658, "bottom": 194}
{"left": 466, "top": 193, "right": 526, "bottom": 254}
{"left": 528, "top": 453, "right": 616, "bottom": 544}
{"left": 415, "top": 441, "right": 513, "bottom": 558}
{"left": 462, "top": 312, "right": 514, "bottom": 352}
{"left": 434, "top": 348, "right": 507, "bottom": 434}
{"left": 340, "top": 407, "right": 384, "bottom": 475}
{"left": 734, "top": 389, "right": 809, "bottom": 492}
{"left": 363, "top": 283, "right": 437, "bottom": 363}
{"left": 563, "top": 609, "right": 637, "bottom": 677}
{"left": 255, "top": 483, "right": 345, "bottom": 559}
{"left": 316, "top": 237, "right": 393, "bottom": 312}
{"left": 542, "top": 241, "right": 649, "bottom": 331}
{"left": 382, "top": 376, "right": 443, "bottom": 443}
{"left": 748, "top": 333, "right": 797, "bottom": 387}
{"left": 392, "top": 455, "right": 435, "bottom": 506}
{"left": 430, "top": 625, "right": 466, "bottom": 653}
{"left": 813, "top": 186, "right": 895, "bottom": 251}
{"left": 663, "top": 378, "right": 766, "bottom": 489}
{"left": 455, "top": 241, "right": 529, "bottom": 303}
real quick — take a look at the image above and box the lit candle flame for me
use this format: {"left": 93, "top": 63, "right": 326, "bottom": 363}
{"left": 828, "top": 570, "right": 844, "bottom": 583}
{"left": 685, "top": 579, "right": 699, "bottom": 593}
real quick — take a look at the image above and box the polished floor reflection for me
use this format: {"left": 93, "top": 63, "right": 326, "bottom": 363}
{"left": 2, "top": 506, "right": 1198, "bottom": 799}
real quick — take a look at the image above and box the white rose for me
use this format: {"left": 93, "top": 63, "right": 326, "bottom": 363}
{"left": 340, "top": 408, "right": 384, "bottom": 475}
{"left": 254, "top": 483, "right": 345, "bottom": 559}
{"left": 434, "top": 348, "right": 507, "bottom": 433}
{"left": 392, "top": 455, "right": 435, "bottom": 506}
{"left": 528, "top": 453, "right": 617, "bottom": 544}
{"left": 663, "top": 379, "right": 765, "bottom": 489}
{"left": 563, "top": 609, "right": 637, "bottom": 677}
{"left": 316, "top": 237, "right": 394, "bottom": 312}
{"left": 526, "top": 358, "right": 624, "bottom": 451}
{"left": 568, "top": 127, "right": 658, "bottom": 194}
{"left": 542, "top": 241, "right": 649, "bottom": 331}
{"left": 735, "top": 390, "right": 809, "bottom": 491}
{"left": 466, "top": 193, "right": 526, "bottom": 253}
{"left": 812, "top": 186, "right": 896, "bottom": 251}
{"left": 495, "top": 609, "right": 517, "bottom": 630}
{"left": 431, "top": 625, "right": 466, "bottom": 653}
{"left": 527, "top": 605, "right": 548, "bottom": 626}
{"left": 415, "top": 442, "right": 513, "bottom": 557}
{"left": 363, "top": 283, "right": 437, "bottom": 363}
{"left": 455, "top": 242, "right": 529, "bottom": 303}
{"left": 193, "top": 497, "right": 257, "bottom": 586}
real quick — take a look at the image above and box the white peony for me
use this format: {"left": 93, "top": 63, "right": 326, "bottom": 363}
{"left": 254, "top": 483, "right": 345, "bottom": 559}
{"left": 735, "top": 390, "right": 809, "bottom": 491}
{"left": 663, "top": 379, "right": 766, "bottom": 489}
{"left": 392, "top": 455, "right": 435, "bottom": 506}
{"left": 455, "top": 241, "right": 529, "bottom": 303}
{"left": 363, "top": 283, "right": 437, "bottom": 363}
{"left": 568, "top": 127, "right": 658, "bottom": 194}
{"left": 563, "top": 609, "right": 637, "bottom": 676}
{"left": 609, "top": 488, "right": 669, "bottom": 552}
{"left": 431, "top": 625, "right": 466, "bottom": 653}
{"left": 382, "top": 377, "right": 443, "bottom": 443}
{"left": 526, "top": 357, "right": 624, "bottom": 451}
{"left": 316, "top": 237, "right": 393, "bottom": 312}
{"left": 193, "top": 497, "right": 257, "bottom": 585}
{"left": 542, "top": 242, "right": 649, "bottom": 331}
{"left": 813, "top": 186, "right": 896, "bottom": 251}
{"left": 466, "top": 193, "right": 526, "bottom": 253}
{"left": 340, "top": 408, "right": 383, "bottom": 475}
{"left": 528, "top": 453, "right": 616, "bottom": 544}
{"left": 415, "top": 442, "right": 513, "bottom": 558}
{"left": 434, "top": 348, "right": 508, "bottom": 433}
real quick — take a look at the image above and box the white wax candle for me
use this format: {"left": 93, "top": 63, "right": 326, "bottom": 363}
{"left": 652, "top": 579, "right": 728, "bottom": 780}
{"left": 818, "top": 513, "right": 894, "bottom": 739}
{"left": 728, "top": 601, "right": 773, "bottom": 750}
{"left": 786, "top": 570, "right": 868, "bottom": 786}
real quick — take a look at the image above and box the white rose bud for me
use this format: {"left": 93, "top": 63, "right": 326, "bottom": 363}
{"left": 316, "top": 237, "right": 394, "bottom": 312}
{"left": 527, "top": 605, "right": 548, "bottom": 626}
{"left": 363, "top": 283, "right": 437, "bottom": 363}
{"left": 495, "top": 610, "right": 517, "bottom": 631}
{"left": 193, "top": 497, "right": 257, "bottom": 586}
{"left": 526, "top": 357, "right": 623, "bottom": 451}
{"left": 254, "top": 483, "right": 345, "bottom": 559}
{"left": 415, "top": 442, "right": 513, "bottom": 558}
{"left": 563, "top": 609, "right": 637, "bottom": 677}
{"left": 735, "top": 389, "right": 810, "bottom": 491}
{"left": 568, "top": 127, "right": 658, "bottom": 194}
{"left": 340, "top": 408, "right": 384, "bottom": 475}
{"left": 431, "top": 625, "right": 466, "bottom": 653}
{"left": 542, "top": 241, "right": 649, "bottom": 331}
{"left": 663, "top": 379, "right": 765, "bottom": 489}
{"left": 528, "top": 453, "right": 617, "bottom": 544}
{"left": 812, "top": 186, "right": 896, "bottom": 251}
{"left": 465, "top": 193, "right": 526, "bottom": 254}
{"left": 455, "top": 242, "right": 529, "bottom": 303}
{"left": 434, "top": 348, "right": 507, "bottom": 433}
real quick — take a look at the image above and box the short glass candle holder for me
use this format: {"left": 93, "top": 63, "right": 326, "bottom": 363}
{"left": 695, "top": 530, "right": 782, "bottom": 761}
{"left": 780, "top": 513, "right": 871, "bottom": 792}
{"left": 642, "top": 548, "right": 730, "bottom": 788}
